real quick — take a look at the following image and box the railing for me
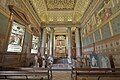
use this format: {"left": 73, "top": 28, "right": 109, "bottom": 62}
{"left": 72, "top": 68, "right": 120, "bottom": 80}
{"left": 0, "top": 67, "right": 51, "bottom": 80}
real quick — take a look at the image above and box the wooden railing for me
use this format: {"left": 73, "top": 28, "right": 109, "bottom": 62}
{"left": 72, "top": 68, "right": 120, "bottom": 80}
{"left": 0, "top": 67, "right": 51, "bottom": 80}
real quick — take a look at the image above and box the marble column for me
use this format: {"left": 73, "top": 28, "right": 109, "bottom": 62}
{"left": 40, "top": 28, "right": 47, "bottom": 68}
{"left": 48, "top": 28, "right": 54, "bottom": 65}
{"left": 38, "top": 28, "right": 43, "bottom": 56}
{"left": 67, "top": 27, "right": 72, "bottom": 63}
{"left": 40, "top": 27, "right": 47, "bottom": 56}
{"left": 79, "top": 28, "right": 82, "bottom": 59}
{"left": 75, "top": 27, "right": 81, "bottom": 58}
{"left": 49, "top": 27, "right": 54, "bottom": 56}
{"left": 47, "top": 35, "right": 50, "bottom": 56}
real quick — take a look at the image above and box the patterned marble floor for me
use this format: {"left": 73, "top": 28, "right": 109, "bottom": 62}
{"left": 51, "top": 60, "right": 120, "bottom": 80}
{"left": 52, "top": 73, "right": 120, "bottom": 80}
{"left": 52, "top": 71, "right": 71, "bottom": 80}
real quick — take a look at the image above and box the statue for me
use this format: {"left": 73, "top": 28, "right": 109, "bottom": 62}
{"left": 42, "top": 56, "right": 46, "bottom": 68}
{"left": 91, "top": 56, "right": 97, "bottom": 67}
{"left": 67, "top": 57, "right": 72, "bottom": 64}
{"left": 48, "top": 56, "right": 54, "bottom": 66}
{"left": 34, "top": 55, "right": 39, "bottom": 68}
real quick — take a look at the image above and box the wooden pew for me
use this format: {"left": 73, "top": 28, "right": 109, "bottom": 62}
{"left": 72, "top": 68, "right": 120, "bottom": 80}
{"left": 0, "top": 67, "right": 51, "bottom": 80}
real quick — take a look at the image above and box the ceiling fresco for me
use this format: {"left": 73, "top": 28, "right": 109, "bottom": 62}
{"left": 30, "top": 0, "right": 90, "bottom": 24}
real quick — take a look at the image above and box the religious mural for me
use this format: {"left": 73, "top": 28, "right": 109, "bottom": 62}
{"left": 99, "top": 54, "right": 111, "bottom": 68}
{"left": 83, "top": 53, "right": 111, "bottom": 68}
{"left": 7, "top": 21, "right": 25, "bottom": 52}
{"left": 90, "top": 53, "right": 100, "bottom": 68}
{"left": 31, "top": 35, "right": 39, "bottom": 53}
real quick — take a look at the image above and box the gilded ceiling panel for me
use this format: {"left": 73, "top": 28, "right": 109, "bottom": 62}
{"left": 30, "top": 0, "right": 90, "bottom": 24}
{"left": 44, "top": 0, "right": 76, "bottom": 11}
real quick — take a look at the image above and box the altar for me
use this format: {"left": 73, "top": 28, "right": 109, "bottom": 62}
{"left": 55, "top": 35, "right": 67, "bottom": 58}
{"left": 51, "top": 64, "right": 72, "bottom": 71}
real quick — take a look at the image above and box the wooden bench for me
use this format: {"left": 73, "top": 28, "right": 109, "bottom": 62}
{"left": 72, "top": 68, "right": 120, "bottom": 80}
{"left": 0, "top": 67, "right": 51, "bottom": 80}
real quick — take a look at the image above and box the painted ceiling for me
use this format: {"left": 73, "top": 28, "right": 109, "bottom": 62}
{"left": 30, "top": 0, "right": 90, "bottom": 24}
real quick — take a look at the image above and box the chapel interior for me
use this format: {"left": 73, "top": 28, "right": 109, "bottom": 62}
{"left": 0, "top": 0, "right": 120, "bottom": 80}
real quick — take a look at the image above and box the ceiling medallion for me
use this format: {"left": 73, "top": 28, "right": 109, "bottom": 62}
{"left": 44, "top": 0, "right": 76, "bottom": 11}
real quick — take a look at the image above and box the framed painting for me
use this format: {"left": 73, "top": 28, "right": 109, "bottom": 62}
{"left": 7, "top": 21, "right": 25, "bottom": 52}
{"left": 90, "top": 53, "right": 100, "bottom": 68}
{"left": 31, "top": 35, "right": 39, "bottom": 53}
{"left": 99, "top": 54, "right": 111, "bottom": 68}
